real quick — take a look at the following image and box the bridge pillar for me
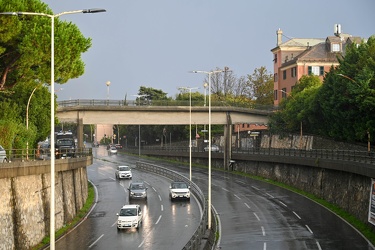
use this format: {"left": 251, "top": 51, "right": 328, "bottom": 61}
{"left": 77, "top": 118, "right": 84, "bottom": 148}
{"left": 224, "top": 112, "right": 232, "bottom": 171}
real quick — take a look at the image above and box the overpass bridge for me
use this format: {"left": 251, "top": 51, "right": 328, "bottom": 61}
{"left": 56, "top": 99, "right": 272, "bottom": 125}
{"left": 57, "top": 99, "right": 272, "bottom": 165}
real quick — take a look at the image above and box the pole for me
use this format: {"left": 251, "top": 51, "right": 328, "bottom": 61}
{"left": 189, "top": 88, "right": 192, "bottom": 181}
{"left": 50, "top": 15, "right": 55, "bottom": 249}
{"left": 208, "top": 72, "right": 212, "bottom": 229}
{"left": 138, "top": 124, "right": 141, "bottom": 157}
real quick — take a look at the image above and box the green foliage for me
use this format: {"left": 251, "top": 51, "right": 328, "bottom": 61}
{"left": 246, "top": 66, "right": 274, "bottom": 105}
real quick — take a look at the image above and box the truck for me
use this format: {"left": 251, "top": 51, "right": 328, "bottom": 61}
{"left": 55, "top": 131, "right": 76, "bottom": 159}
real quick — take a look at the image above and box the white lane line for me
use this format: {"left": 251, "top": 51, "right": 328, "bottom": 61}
{"left": 293, "top": 211, "right": 301, "bottom": 219}
{"left": 88, "top": 234, "right": 104, "bottom": 248}
{"left": 234, "top": 194, "right": 241, "bottom": 199}
{"left": 161, "top": 205, "right": 164, "bottom": 211}
{"left": 253, "top": 212, "right": 260, "bottom": 221}
{"left": 237, "top": 180, "right": 246, "bottom": 185}
{"left": 158, "top": 194, "right": 162, "bottom": 201}
{"left": 244, "top": 203, "right": 251, "bottom": 209}
{"left": 251, "top": 185, "right": 260, "bottom": 190}
{"left": 155, "top": 215, "right": 162, "bottom": 225}
{"left": 316, "top": 240, "right": 322, "bottom": 250}
{"left": 120, "top": 183, "right": 124, "bottom": 188}
{"left": 99, "top": 172, "right": 106, "bottom": 176}
{"left": 266, "top": 193, "right": 274, "bottom": 198}
{"left": 152, "top": 187, "right": 157, "bottom": 192}
{"left": 138, "top": 239, "right": 145, "bottom": 248}
{"left": 222, "top": 187, "right": 229, "bottom": 192}
{"left": 111, "top": 221, "right": 117, "bottom": 227}
{"left": 223, "top": 176, "right": 230, "bottom": 180}
{"left": 279, "top": 201, "right": 287, "bottom": 207}
{"left": 263, "top": 242, "right": 267, "bottom": 250}
{"left": 109, "top": 177, "right": 115, "bottom": 181}
{"left": 305, "top": 225, "right": 314, "bottom": 234}
{"left": 261, "top": 226, "right": 265, "bottom": 236}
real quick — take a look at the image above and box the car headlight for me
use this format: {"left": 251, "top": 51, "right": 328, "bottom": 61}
{"left": 130, "top": 192, "right": 135, "bottom": 195}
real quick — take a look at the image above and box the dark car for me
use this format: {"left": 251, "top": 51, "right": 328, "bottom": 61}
{"left": 128, "top": 181, "right": 148, "bottom": 200}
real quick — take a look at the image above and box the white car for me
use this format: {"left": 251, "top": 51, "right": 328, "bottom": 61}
{"left": 169, "top": 181, "right": 191, "bottom": 201}
{"left": 204, "top": 144, "right": 220, "bottom": 152}
{"left": 0, "top": 145, "right": 8, "bottom": 163}
{"left": 109, "top": 146, "right": 118, "bottom": 155}
{"left": 115, "top": 165, "right": 132, "bottom": 179}
{"left": 117, "top": 204, "right": 142, "bottom": 230}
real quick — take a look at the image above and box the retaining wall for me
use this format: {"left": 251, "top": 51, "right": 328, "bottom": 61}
{"left": 0, "top": 157, "right": 92, "bottom": 250}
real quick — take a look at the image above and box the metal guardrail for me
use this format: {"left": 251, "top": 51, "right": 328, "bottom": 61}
{"left": 136, "top": 161, "right": 215, "bottom": 250}
{"left": 0, "top": 147, "right": 92, "bottom": 163}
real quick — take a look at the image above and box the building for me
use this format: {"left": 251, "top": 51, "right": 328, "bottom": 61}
{"left": 271, "top": 24, "right": 362, "bottom": 105}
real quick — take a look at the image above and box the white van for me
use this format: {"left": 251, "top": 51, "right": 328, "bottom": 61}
{"left": 0, "top": 145, "right": 8, "bottom": 163}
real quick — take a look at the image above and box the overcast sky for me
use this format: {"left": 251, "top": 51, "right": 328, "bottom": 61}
{"left": 41, "top": 0, "right": 375, "bottom": 101}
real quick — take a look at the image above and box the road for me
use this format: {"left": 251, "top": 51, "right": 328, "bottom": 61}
{"left": 55, "top": 146, "right": 374, "bottom": 250}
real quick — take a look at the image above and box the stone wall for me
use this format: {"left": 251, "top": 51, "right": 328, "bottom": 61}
{"left": 0, "top": 157, "right": 91, "bottom": 250}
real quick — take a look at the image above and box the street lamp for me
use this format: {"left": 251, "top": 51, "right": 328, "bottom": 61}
{"left": 26, "top": 84, "right": 43, "bottom": 160}
{"left": 178, "top": 86, "right": 199, "bottom": 181}
{"left": 106, "top": 81, "right": 111, "bottom": 101}
{"left": 0, "top": 8, "right": 106, "bottom": 249}
{"left": 191, "top": 69, "right": 225, "bottom": 230}
{"left": 203, "top": 82, "right": 208, "bottom": 106}
{"left": 280, "top": 89, "right": 303, "bottom": 149}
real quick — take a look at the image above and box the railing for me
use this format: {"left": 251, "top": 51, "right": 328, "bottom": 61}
{"left": 0, "top": 147, "right": 92, "bottom": 163}
{"left": 129, "top": 145, "right": 375, "bottom": 165}
{"left": 57, "top": 99, "right": 275, "bottom": 110}
{"left": 136, "top": 161, "right": 216, "bottom": 250}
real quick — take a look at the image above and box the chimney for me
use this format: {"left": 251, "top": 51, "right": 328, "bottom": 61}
{"left": 277, "top": 28, "right": 283, "bottom": 46}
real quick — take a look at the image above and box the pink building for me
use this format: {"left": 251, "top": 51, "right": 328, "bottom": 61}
{"left": 271, "top": 25, "right": 362, "bottom": 105}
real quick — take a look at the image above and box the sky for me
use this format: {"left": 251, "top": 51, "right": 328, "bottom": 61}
{"left": 40, "top": 0, "right": 375, "bottom": 101}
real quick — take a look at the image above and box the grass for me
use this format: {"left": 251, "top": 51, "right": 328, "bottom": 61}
{"left": 32, "top": 181, "right": 96, "bottom": 250}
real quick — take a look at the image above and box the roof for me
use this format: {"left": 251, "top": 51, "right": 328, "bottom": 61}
{"left": 122, "top": 204, "right": 138, "bottom": 208}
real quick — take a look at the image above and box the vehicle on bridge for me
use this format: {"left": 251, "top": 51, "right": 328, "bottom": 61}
{"left": 116, "top": 204, "right": 142, "bottom": 230}
{"left": 204, "top": 144, "right": 220, "bottom": 152}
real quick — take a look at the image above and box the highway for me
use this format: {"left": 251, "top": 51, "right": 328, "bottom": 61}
{"left": 54, "top": 146, "right": 374, "bottom": 250}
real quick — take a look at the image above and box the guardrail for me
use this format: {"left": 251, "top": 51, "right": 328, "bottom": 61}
{"left": 0, "top": 147, "right": 92, "bottom": 163}
{"left": 136, "top": 161, "right": 217, "bottom": 250}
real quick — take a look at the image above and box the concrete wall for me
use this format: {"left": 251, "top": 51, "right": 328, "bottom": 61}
{"left": 0, "top": 157, "right": 92, "bottom": 250}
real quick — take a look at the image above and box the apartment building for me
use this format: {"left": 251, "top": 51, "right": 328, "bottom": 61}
{"left": 271, "top": 25, "right": 362, "bottom": 105}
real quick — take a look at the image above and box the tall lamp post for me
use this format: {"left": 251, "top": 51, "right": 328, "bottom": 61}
{"left": 0, "top": 8, "right": 106, "bottom": 249}
{"left": 191, "top": 69, "right": 224, "bottom": 230}
{"left": 106, "top": 81, "right": 111, "bottom": 101}
{"left": 280, "top": 89, "right": 303, "bottom": 149}
{"left": 178, "top": 86, "right": 199, "bottom": 181}
{"left": 26, "top": 84, "right": 43, "bottom": 160}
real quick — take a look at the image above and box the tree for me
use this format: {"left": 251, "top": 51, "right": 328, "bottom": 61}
{"left": 246, "top": 66, "right": 274, "bottom": 106}
{"left": 0, "top": 0, "right": 92, "bottom": 90}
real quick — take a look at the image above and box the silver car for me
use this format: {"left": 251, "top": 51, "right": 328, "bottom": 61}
{"left": 0, "top": 145, "right": 8, "bottom": 163}
{"left": 128, "top": 182, "right": 148, "bottom": 200}
{"left": 115, "top": 165, "right": 132, "bottom": 179}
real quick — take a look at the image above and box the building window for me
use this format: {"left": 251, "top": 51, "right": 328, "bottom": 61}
{"left": 274, "top": 73, "right": 278, "bottom": 82}
{"left": 308, "top": 66, "right": 322, "bottom": 76}
{"left": 283, "top": 70, "right": 286, "bottom": 80}
{"left": 274, "top": 54, "right": 277, "bottom": 63}
{"left": 291, "top": 67, "right": 296, "bottom": 78}
{"left": 281, "top": 88, "right": 287, "bottom": 98}
{"left": 332, "top": 43, "right": 340, "bottom": 52}
{"left": 274, "top": 90, "right": 278, "bottom": 100}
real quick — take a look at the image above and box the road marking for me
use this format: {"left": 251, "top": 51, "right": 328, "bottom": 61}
{"left": 293, "top": 211, "right": 301, "bottom": 219}
{"left": 109, "top": 177, "right": 115, "bottom": 181}
{"left": 305, "top": 225, "right": 313, "bottom": 234}
{"left": 251, "top": 185, "right": 260, "bottom": 190}
{"left": 266, "top": 193, "right": 274, "bottom": 198}
{"left": 161, "top": 205, "right": 164, "bottom": 211}
{"left": 279, "top": 201, "right": 287, "bottom": 207}
{"left": 263, "top": 242, "right": 267, "bottom": 250}
{"left": 234, "top": 194, "right": 241, "bottom": 199}
{"left": 158, "top": 194, "right": 162, "bottom": 201}
{"left": 253, "top": 212, "right": 260, "bottom": 221}
{"left": 88, "top": 234, "right": 104, "bottom": 248}
{"left": 138, "top": 239, "right": 145, "bottom": 248}
{"left": 152, "top": 187, "right": 157, "bottom": 192}
{"left": 155, "top": 215, "right": 162, "bottom": 224}
{"left": 316, "top": 240, "right": 322, "bottom": 250}
{"left": 222, "top": 187, "right": 229, "bottom": 192}
{"left": 261, "top": 226, "right": 265, "bottom": 236}
{"left": 244, "top": 203, "right": 251, "bottom": 209}
{"left": 236, "top": 180, "right": 246, "bottom": 185}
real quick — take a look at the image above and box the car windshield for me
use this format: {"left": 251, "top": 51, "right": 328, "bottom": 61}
{"left": 131, "top": 184, "right": 144, "bottom": 190}
{"left": 119, "top": 166, "right": 129, "bottom": 171}
{"left": 56, "top": 139, "right": 74, "bottom": 146}
{"left": 172, "top": 182, "right": 188, "bottom": 189}
{"left": 119, "top": 208, "right": 137, "bottom": 216}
